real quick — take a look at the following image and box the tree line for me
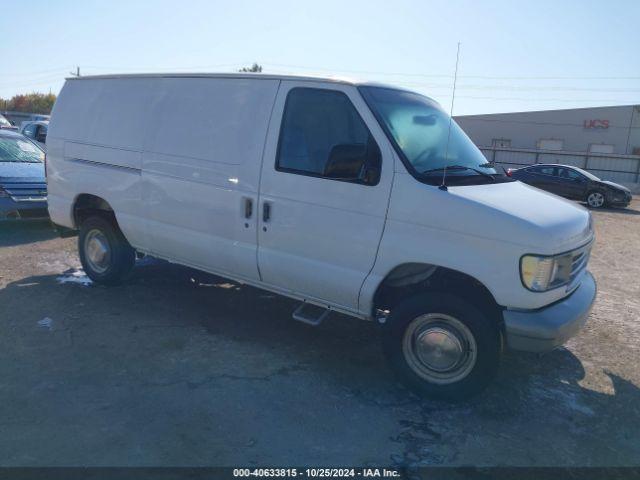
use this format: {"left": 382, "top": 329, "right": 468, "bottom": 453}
{"left": 1, "top": 92, "right": 57, "bottom": 114}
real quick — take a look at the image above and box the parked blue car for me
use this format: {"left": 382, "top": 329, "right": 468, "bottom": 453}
{"left": 0, "top": 129, "right": 48, "bottom": 220}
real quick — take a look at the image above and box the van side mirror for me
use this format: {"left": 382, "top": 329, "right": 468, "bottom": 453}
{"left": 325, "top": 143, "right": 366, "bottom": 180}
{"left": 324, "top": 142, "right": 381, "bottom": 185}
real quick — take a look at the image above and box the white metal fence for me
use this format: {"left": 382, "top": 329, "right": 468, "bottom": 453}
{"left": 480, "top": 146, "right": 640, "bottom": 187}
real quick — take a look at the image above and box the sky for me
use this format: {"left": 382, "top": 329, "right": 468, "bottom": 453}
{"left": 1, "top": 0, "right": 639, "bottom": 115}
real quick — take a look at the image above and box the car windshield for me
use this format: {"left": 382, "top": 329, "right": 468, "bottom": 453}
{"left": 0, "top": 136, "right": 44, "bottom": 163}
{"left": 572, "top": 166, "right": 600, "bottom": 181}
{"left": 360, "top": 86, "right": 496, "bottom": 178}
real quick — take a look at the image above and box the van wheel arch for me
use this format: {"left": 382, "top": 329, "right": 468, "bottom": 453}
{"left": 72, "top": 194, "right": 117, "bottom": 228}
{"left": 373, "top": 263, "right": 502, "bottom": 325}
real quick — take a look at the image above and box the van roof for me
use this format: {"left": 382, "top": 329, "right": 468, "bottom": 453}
{"left": 66, "top": 72, "right": 428, "bottom": 95}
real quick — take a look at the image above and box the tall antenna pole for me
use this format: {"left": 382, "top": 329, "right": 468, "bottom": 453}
{"left": 70, "top": 66, "right": 80, "bottom": 77}
{"left": 439, "top": 42, "right": 461, "bottom": 191}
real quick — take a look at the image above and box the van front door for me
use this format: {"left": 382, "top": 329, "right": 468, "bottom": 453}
{"left": 257, "top": 82, "right": 394, "bottom": 314}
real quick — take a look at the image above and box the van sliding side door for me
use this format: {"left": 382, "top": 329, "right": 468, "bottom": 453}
{"left": 256, "top": 81, "right": 394, "bottom": 313}
{"left": 141, "top": 77, "right": 280, "bottom": 282}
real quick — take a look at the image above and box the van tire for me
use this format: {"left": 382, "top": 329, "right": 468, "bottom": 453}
{"left": 78, "top": 215, "right": 135, "bottom": 285}
{"left": 381, "top": 293, "right": 501, "bottom": 401}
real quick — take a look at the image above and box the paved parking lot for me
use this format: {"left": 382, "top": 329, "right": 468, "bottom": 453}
{"left": 0, "top": 199, "right": 639, "bottom": 467}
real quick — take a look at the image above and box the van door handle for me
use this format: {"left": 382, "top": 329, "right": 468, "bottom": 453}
{"left": 263, "top": 202, "right": 271, "bottom": 222}
{"left": 243, "top": 198, "right": 253, "bottom": 218}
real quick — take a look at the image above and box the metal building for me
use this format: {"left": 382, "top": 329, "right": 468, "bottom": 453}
{"left": 455, "top": 105, "right": 640, "bottom": 189}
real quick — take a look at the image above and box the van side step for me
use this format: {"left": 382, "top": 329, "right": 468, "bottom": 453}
{"left": 292, "top": 302, "right": 331, "bottom": 326}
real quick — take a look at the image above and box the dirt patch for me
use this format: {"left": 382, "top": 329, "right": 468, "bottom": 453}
{"left": 0, "top": 200, "right": 639, "bottom": 466}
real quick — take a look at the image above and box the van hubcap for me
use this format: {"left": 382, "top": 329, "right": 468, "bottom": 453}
{"left": 402, "top": 313, "right": 477, "bottom": 384}
{"left": 84, "top": 229, "right": 111, "bottom": 273}
{"left": 587, "top": 192, "right": 604, "bottom": 208}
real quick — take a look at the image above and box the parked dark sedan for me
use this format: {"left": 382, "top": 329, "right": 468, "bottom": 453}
{"left": 507, "top": 164, "right": 632, "bottom": 208}
{"left": 0, "top": 130, "right": 48, "bottom": 220}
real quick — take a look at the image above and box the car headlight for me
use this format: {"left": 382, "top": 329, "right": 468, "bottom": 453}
{"left": 520, "top": 252, "right": 574, "bottom": 292}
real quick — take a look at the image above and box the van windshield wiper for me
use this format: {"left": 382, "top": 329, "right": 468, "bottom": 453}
{"left": 420, "top": 165, "right": 496, "bottom": 182}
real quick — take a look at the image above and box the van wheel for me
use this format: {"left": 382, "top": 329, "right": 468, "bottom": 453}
{"left": 78, "top": 215, "right": 135, "bottom": 285}
{"left": 586, "top": 190, "right": 606, "bottom": 208}
{"left": 381, "top": 293, "right": 501, "bottom": 401}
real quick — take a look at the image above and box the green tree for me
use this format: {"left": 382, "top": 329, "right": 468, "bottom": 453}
{"left": 0, "top": 92, "right": 57, "bottom": 114}
{"left": 238, "top": 63, "right": 263, "bottom": 73}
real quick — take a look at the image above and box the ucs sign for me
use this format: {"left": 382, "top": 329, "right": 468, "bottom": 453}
{"left": 584, "top": 119, "right": 609, "bottom": 129}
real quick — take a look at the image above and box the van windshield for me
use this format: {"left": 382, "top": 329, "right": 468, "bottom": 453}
{"left": 360, "top": 86, "right": 498, "bottom": 184}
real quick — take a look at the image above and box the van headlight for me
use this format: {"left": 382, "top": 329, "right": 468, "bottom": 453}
{"left": 520, "top": 253, "right": 573, "bottom": 292}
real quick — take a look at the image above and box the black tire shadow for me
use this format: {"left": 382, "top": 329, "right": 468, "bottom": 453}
{"left": 0, "top": 219, "right": 57, "bottom": 247}
{"left": 596, "top": 207, "right": 640, "bottom": 216}
{"left": 583, "top": 202, "right": 640, "bottom": 216}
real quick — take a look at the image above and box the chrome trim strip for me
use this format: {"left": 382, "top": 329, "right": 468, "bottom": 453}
{"left": 66, "top": 157, "right": 141, "bottom": 174}
{"left": 10, "top": 197, "right": 47, "bottom": 202}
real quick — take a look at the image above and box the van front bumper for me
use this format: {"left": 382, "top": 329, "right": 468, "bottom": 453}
{"left": 503, "top": 272, "right": 596, "bottom": 353}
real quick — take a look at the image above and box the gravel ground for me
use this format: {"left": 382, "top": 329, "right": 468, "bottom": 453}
{"left": 0, "top": 199, "right": 639, "bottom": 467}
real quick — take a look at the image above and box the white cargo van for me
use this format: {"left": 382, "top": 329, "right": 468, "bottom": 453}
{"left": 46, "top": 73, "right": 596, "bottom": 399}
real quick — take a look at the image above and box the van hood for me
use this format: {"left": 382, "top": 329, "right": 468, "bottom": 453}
{"left": 0, "top": 161, "right": 45, "bottom": 182}
{"left": 447, "top": 180, "right": 592, "bottom": 252}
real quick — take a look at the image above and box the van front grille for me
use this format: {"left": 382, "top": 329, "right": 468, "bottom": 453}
{"left": 569, "top": 243, "right": 592, "bottom": 283}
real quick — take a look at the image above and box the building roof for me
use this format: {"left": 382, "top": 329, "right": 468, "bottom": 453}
{"left": 455, "top": 103, "right": 639, "bottom": 118}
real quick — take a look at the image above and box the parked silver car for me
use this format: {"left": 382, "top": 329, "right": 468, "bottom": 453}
{"left": 20, "top": 120, "right": 49, "bottom": 149}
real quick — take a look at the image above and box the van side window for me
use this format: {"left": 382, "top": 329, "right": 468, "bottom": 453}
{"left": 531, "top": 166, "right": 556, "bottom": 176}
{"left": 276, "top": 88, "right": 381, "bottom": 185}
